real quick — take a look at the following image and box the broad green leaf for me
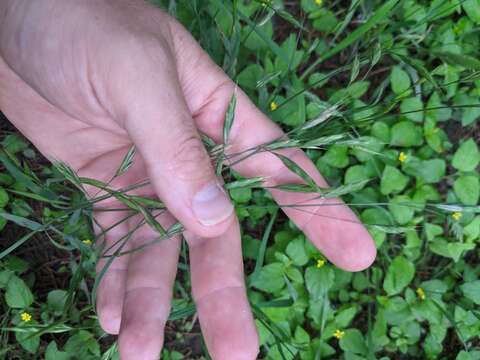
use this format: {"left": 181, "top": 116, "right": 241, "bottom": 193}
{"left": 390, "top": 66, "right": 411, "bottom": 95}
{"left": 383, "top": 256, "right": 415, "bottom": 296}
{"left": 452, "top": 139, "right": 479, "bottom": 172}
{"left": 5, "top": 275, "right": 34, "bottom": 308}
{"left": 390, "top": 121, "right": 423, "bottom": 147}
{"left": 447, "top": 242, "right": 475, "bottom": 262}
{"left": 305, "top": 266, "right": 334, "bottom": 300}
{"left": 461, "top": 281, "right": 480, "bottom": 305}
{"left": 462, "top": 0, "right": 480, "bottom": 23}
{"left": 339, "top": 329, "right": 367, "bottom": 356}
{"left": 321, "top": 145, "right": 349, "bottom": 168}
{"left": 372, "top": 122, "right": 390, "bottom": 143}
{"left": 380, "top": 166, "right": 409, "bottom": 195}
{"left": 16, "top": 330, "right": 40, "bottom": 354}
{"left": 286, "top": 237, "right": 309, "bottom": 266}
{"left": 229, "top": 187, "right": 252, "bottom": 204}
{"left": 47, "top": 290, "right": 68, "bottom": 315}
{"left": 344, "top": 165, "right": 369, "bottom": 186}
{"left": 251, "top": 263, "right": 285, "bottom": 293}
{"left": 454, "top": 175, "right": 479, "bottom": 205}
{"left": 0, "top": 187, "right": 8, "bottom": 207}
{"left": 64, "top": 330, "right": 100, "bottom": 357}
{"left": 46, "top": 342, "right": 70, "bottom": 360}
{"left": 403, "top": 158, "right": 446, "bottom": 184}
{"left": 400, "top": 97, "right": 423, "bottom": 122}
{"left": 335, "top": 306, "right": 359, "bottom": 328}
{"left": 388, "top": 195, "right": 415, "bottom": 225}
{"left": 464, "top": 216, "right": 480, "bottom": 241}
{"left": 237, "top": 64, "right": 264, "bottom": 90}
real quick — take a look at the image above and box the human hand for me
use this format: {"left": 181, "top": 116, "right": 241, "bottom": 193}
{"left": 0, "top": 1, "right": 376, "bottom": 359}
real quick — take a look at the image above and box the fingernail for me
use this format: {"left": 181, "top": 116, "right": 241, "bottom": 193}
{"left": 192, "top": 181, "right": 234, "bottom": 226}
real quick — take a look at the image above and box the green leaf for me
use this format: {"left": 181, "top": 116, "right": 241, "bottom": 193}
{"left": 380, "top": 166, "right": 409, "bottom": 195}
{"left": 452, "top": 139, "right": 479, "bottom": 172}
{"left": 47, "top": 290, "right": 68, "bottom": 315}
{"left": 403, "top": 158, "right": 446, "bottom": 184}
{"left": 464, "top": 216, "right": 480, "bottom": 241}
{"left": 0, "top": 187, "right": 8, "bottom": 208}
{"left": 447, "top": 242, "right": 475, "bottom": 262}
{"left": 251, "top": 263, "right": 285, "bottom": 293}
{"left": 339, "top": 329, "right": 367, "bottom": 356}
{"left": 5, "top": 275, "right": 34, "bottom": 308}
{"left": 46, "top": 341, "right": 70, "bottom": 360}
{"left": 462, "top": 0, "right": 480, "bottom": 23}
{"left": 229, "top": 187, "right": 252, "bottom": 204}
{"left": 390, "top": 121, "right": 423, "bottom": 147}
{"left": 305, "top": 266, "right": 334, "bottom": 300}
{"left": 335, "top": 306, "right": 359, "bottom": 328}
{"left": 388, "top": 195, "right": 415, "bottom": 225}
{"left": 383, "top": 256, "right": 415, "bottom": 296}
{"left": 390, "top": 66, "right": 411, "bottom": 95}
{"left": 454, "top": 175, "right": 479, "bottom": 205}
{"left": 16, "top": 330, "right": 40, "bottom": 354}
{"left": 460, "top": 281, "right": 480, "bottom": 304}
{"left": 321, "top": 145, "right": 349, "bottom": 168}
{"left": 400, "top": 97, "right": 423, "bottom": 122}
{"left": 286, "top": 237, "right": 309, "bottom": 266}
{"left": 64, "top": 330, "right": 100, "bottom": 357}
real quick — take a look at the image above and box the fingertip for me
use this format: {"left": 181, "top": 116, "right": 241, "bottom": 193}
{"left": 95, "top": 269, "right": 126, "bottom": 335}
{"left": 97, "top": 306, "right": 122, "bottom": 335}
{"left": 328, "top": 226, "right": 377, "bottom": 272}
{"left": 339, "top": 235, "right": 377, "bottom": 272}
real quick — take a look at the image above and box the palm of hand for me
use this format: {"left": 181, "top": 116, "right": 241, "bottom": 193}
{"left": 0, "top": 2, "right": 376, "bottom": 359}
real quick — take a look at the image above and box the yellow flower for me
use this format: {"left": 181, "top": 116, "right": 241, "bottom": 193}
{"left": 452, "top": 212, "right": 462, "bottom": 221}
{"left": 416, "top": 287, "right": 426, "bottom": 300}
{"left": 316, "top": 259, "right": 326, "bottom": 268}
{"left": 21, "top": 312, "right": 32, "bottom": 322}
{"left": 270, "top": 101, "right": 278, "bottom": 112}
{"left": 398, "top": 152, "right": 407, "bottom": 162}
{"left": 333, "top": 329, "right": 345, "bottom": 339}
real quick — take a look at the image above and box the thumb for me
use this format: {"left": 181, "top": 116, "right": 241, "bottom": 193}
{"left": 109, "top": 42, "right": 234, "bottom": 237}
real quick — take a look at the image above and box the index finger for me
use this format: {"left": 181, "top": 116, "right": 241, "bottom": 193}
{"left": 168, "top": 17, "right": 376, "bottom": 271}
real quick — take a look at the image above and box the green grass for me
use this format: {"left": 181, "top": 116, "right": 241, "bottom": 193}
{"left": 1, "top": 0, "right": 480, "bottom": 359}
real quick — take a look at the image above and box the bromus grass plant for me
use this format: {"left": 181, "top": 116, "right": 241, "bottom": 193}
{"left": 1, "top": 0, "right": 480, "bottom": 359}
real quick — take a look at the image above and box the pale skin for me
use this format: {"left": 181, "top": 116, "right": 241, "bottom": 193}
{"left": 0, "top": 1, "right": 376, "bottom": 359}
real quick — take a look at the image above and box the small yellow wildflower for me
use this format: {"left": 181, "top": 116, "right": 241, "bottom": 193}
{"left": 315, "top": 0, "right": 323, "bottom": 5}
{"left": 416, "top": 287, "right": 426, "bottom": 300}
{"left": 21, "top": 312, "right": 32, "bottom": 322}
{"left": 270, "top": 101, "right": 278, "bottom": 112}
{"left": 82, "top": 239, "right": 92, "bottom": 245}
{"left": 398, "top": 152, "right": 407, "bottom": 162}
{"left": 452, "top": 212, "right": 462, "bottom": 221}
{"left": 316, "top": 259, "right": 326, "bottom": 268}
{"left": 333, "top": 329, "right": 345, "bottom": 339}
